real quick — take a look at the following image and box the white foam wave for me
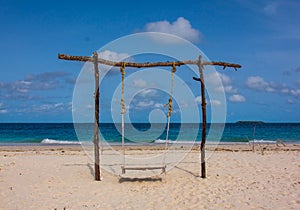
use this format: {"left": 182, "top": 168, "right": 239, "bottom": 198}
{"left": 154, "top": 139, "right": 196, "bottom": 144}
{"left": 41, "top": 138, "right": 81, "bottom": 145}
{"left": 252, "top": 139, "right": 276, "bottom": 144}
{"left": 155, "top": 139, "right": 278, "bottom": 144}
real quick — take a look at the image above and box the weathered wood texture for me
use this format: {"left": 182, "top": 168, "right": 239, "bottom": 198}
{"left": 58, "top": 53, "right": 242, "bottom": 69}
{"left": 93, "top": 52, "right": 101, "bottom": 181}
{"left": 121, "top": 166, "right": 166, "bottom": 174}
{"left": 198, "top": 56, "right": 207, "bottom": 178}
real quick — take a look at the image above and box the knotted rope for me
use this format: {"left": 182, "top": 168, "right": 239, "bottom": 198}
{"left": 120, "top": 62, "right": 126, "bottom": 114}
{"left": 167, "top": 62, "right": 176, "bottom": 117}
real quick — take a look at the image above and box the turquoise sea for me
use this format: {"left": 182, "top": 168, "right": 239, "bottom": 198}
{"left": 0, "top": 123, "right": 299, "bottom": 145}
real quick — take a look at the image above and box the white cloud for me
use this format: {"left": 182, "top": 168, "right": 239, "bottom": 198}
{"left": 97, "top": 50, "right": 132, "bottom": 75}
{"left": 30, "top": 102, "right": 71, "bottom": 113}
{"left": 144, "top": 17, "right": 201, "bottom": 43}
{"left": 139, "top": 89, "right": 157, "bottom": 97}
{"left": 246, "top": 76, "right": 300, "bottom": 99}
{"left": 195, "top": 96, "right": 222, "bottom": 106}
{"left": 0, "top": 102, "right": 7, "bottom": 114}
{"left": 130, "top": 99, "right": 165, "bottom": 110}
{"left": 224, "top": 85, "right": 238, "bottom": 94}
{"left": 264, "top": 1, "right": 279, "bottom": 15}
{"left": 35, "top": 104, "right": 52, "bottom": 111}
{"left": 0, "top": 109, "right": 8, "bottom": 114}
{"left": 220, "top": 73, "right": 232, "bottom": 85}
{"left": 205, "top": 72, "right": 222, "bottom": 86}
{"left": 229, "top": 94, "right": 246, "bottom": 103}
{"left": 195, "top": 96, "right": 202, "bottom": 104}
{"left": 136, "top": 100, "right": 154, "bottom": 108}
{"left": 215, "top": 85, "right": 237, "bottom": 94}
{"left": 290, "top": 89, "right": 300, "bottom": 97}
{"left": 210, "top": 99, "right": 222, "bottom": 106}
{"left": 281, "top": 88, "right": 290, "bottom": 93}
{"left": 246, "top": 76, "right": 269, "bottom": 90}
{"left": 154, "top": 103, "right": 164, "bottom": 108}
{"left": 266, "top": 87, "right": 275, "bottom": 92}
{"left": 132, "top": 79, "right": 147, "bottom": 88}
{"left": 206, "top": 72, "right": 238, "bottom": 94}
{"left": 98, "top": 50, "right": 130, "bottom": 62}
{"left": 0, "top": 71, "right": 73, "bottom": 98}
{"left": 287, "top": 99, "right": 295, "bottom": 104}
{"left": 54, "top": 103, "right": 63, "bottom": 108}
{"left": 16, "top": 88, "right": 29, "bottom": 93}
{"left": 179, "top": 100, "right": 189, "bottom": 108}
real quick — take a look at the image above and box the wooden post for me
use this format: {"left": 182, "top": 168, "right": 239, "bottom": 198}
{"left": 93, "top": 52, "right": 101, "bottom": 181}
{"left": 198, "top": 55, "right": 207, "bottom": 178}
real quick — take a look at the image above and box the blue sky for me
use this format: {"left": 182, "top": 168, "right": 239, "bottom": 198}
{"left": 0, "top": 0, "right": 299, "bottom": 123}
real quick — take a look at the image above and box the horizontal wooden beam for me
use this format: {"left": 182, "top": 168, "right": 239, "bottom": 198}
{"left": 58, "top": 53, "right": 242, "bottom": 69}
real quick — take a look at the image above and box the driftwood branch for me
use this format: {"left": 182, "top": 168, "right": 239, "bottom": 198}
{"left": 58, "top": 53, "right": 242, "bottom": 69}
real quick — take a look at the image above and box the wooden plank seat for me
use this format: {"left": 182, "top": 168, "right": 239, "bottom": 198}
{"left": 121, "top": 165, "right": 166, "bottom": 174}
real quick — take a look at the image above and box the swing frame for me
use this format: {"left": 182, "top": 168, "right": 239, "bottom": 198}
{"left": 58, "top": 52, "right": 241, "bottom": 181}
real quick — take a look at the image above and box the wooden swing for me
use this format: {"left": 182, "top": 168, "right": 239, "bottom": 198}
{"left": 58, "top": 52, "right": 241, "bottom": 181}
{"left": 120, "top": 62, "right": 177, "bottom": 175}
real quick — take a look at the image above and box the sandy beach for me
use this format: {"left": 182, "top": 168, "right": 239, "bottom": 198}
{"left": 0, "top": 144, "right": 299, "bottom": 210}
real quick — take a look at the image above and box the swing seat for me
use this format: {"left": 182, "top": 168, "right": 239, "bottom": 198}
{"left": 121, "top": 165, "right": 166, "bottom": 174}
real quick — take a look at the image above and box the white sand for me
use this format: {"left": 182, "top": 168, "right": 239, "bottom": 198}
{"left": 0, "top": 145, "right": 299, "bottom": 209}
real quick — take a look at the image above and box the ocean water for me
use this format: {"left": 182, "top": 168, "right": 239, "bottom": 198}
{"left": 0, "top": 123, "right": 299, "bottom": 145}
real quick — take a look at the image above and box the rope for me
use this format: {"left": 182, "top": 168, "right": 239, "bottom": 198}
{"left": 163, "top": 62, "right": 176, "bottom": 167}
{"left": 120, "top": 62, "right": 126, "bottom": 171}
{"left": 120, "top": 62, "right": 126, "bottom": 114}
{"left": 168, "top": 62, "right": 176, "bottom": 117}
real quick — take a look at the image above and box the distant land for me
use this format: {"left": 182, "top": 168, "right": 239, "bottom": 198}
{"left": 235, "top": 121, "right": 265, "bottom": 124}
